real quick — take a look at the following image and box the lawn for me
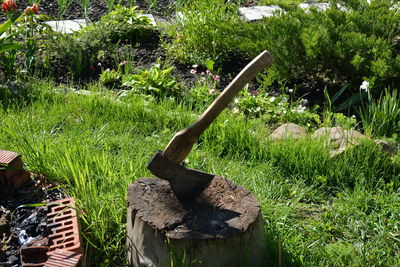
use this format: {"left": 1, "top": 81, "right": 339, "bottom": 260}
{"left": 1, "top": 0, "right": 400, "bottom": 266}
{"left": 1, "top": 81, "right": 399, "bottom": 265}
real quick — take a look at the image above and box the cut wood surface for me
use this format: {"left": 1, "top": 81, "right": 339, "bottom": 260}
{"left": 127, "top": 176, "right": 268, "bottom": 266}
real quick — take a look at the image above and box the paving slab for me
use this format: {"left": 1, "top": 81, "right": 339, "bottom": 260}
{"left": 239, "top": 5, "right": 283, "bottom": 21}
{"left": 45, "top": 14, "right": 157, "bottom": 34}
{"left": 45, "top": 19, "right": 87, "bottom": 34}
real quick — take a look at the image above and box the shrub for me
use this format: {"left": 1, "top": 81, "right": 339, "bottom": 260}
{"left": 167, "top": 0, "right": 400, "bottom": 104}
{"left": 36, "top": 5, "right": 158, "bottom": 79}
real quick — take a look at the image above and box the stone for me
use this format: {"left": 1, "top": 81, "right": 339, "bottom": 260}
{"left": 269, "top": 123, "right": 307, "bottom": 141}
{"left": 374, "top": 140, "right": 398, "bottom": 156}
{"left": 239, "top": 5, "right": 284, "bottom": 21}
{"left": 312, "top": 127, "right": 366, "bottom": 157}
{"left": 45, "top": 19, "right": 88, "bottom": 34}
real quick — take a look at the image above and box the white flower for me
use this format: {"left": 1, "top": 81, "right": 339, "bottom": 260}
{"left": 209, "top": 89, "right": 216, "bottom": 95}
{"left": 192, "top": 64, "right": 198, "bottom": 68}
{"left": 234, "top": 98, "right": 239, "bottom": 104}
{"left": 360, "top": 81, "right": 369, "bottom": 91}
{"left": 298, "top": 106, "right": 306, "bottom": 113}
{"left": 269, "top": 96, "right": 276, "bottom": 102}
{"left": 288, "top": 89, "right": 294, "bottom": 93}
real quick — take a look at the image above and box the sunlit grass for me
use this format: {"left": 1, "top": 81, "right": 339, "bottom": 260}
{"left": 0, "top": 81, "right": 399, "bottom": 265}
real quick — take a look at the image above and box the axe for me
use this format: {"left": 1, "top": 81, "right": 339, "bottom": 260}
{"left": 147, "top": 51, "right": 274, "bottom": 201}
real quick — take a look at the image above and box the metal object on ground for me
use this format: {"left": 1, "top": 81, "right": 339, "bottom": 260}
{"left": 147, "top": 51, "right": 274, "bottom": 201}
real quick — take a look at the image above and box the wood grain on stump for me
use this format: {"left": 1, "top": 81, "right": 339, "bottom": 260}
{"left": 127, "top": 176, "right": 267, "bottom": 266}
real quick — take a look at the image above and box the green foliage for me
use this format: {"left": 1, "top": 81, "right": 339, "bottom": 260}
{"left": 1, "top": 81, "right": 399, "bottom": 265}
{"left": 37, "top": 5, "right": 157, "bottom": 78}
{"left": 166, "top": 0, "right": 240, "bottom": 65}
{"left": 167, "top": 0, "right": 400, "bottom": 102}
{"left": 99, "top": 69, "right": 122, "bottom": 87}
{"left": 359, "top": 88, "right": 400, "bottom": 137}
{"left": 122, "top": 64, "right": 182, "bottom": 98}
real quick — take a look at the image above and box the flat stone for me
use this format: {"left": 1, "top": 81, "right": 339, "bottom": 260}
{"left": 45, "top": 14, "right": 156, "bottom": 34}
{"left": 312, "top": 127, "right": 366, "bottom": 149}
{"left": 239, "top": 5, "right": 283, "bottom": 21}
{"left": 299, "top": 3, "right": 331, "bottom": 11}
{"left": 45, "top": 19, "right": 87, "bottom": 34}
{"left": 269, "top": 123, "right": 307, "bottom": 141}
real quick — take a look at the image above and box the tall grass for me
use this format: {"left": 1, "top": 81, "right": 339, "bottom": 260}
{"left": 359, "top": 89, "right": 400, "bottom": 137}
{"left": 0, "top": 81, "right": 399, "bottom": 265}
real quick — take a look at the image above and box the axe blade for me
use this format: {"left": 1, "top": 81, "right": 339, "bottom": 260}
{"left": 147, "top": 151, "right": 214, "bottom": 201}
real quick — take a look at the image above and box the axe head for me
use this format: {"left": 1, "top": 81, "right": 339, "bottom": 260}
{"left": 147, "top": 151, "right": 214, "bottom": 202}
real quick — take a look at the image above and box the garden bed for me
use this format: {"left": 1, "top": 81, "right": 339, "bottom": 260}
{"left": 0, "top": 0, "right": 399, "bottom": 266}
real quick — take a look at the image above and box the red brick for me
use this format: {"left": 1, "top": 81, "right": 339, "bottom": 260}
{"left": 44, "top": 249, "right": 83, "bottom": 267}
{"left": 47, "top": 198, "right": 83, "bottom": 256}
{"left": 0, "top": 150, "right": 30, "bottom": 188}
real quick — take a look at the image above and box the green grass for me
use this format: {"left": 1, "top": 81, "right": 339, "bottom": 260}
{"left": 0, "top": 81, "right": 399, "bottom": 265}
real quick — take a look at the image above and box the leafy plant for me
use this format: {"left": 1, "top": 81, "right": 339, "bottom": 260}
{"left": 359, "top": 88, "right": 400, "bottom": 137}
{"left": 99, "top": 68, "right": 122, "bottom": 87}
{"left": 36, "top": 5, "right": 157, "bottom": 79}
{"left": 168, "top": 0, "right": 400, "bottom": 103}
{"left": 122, "top": 64, "right": 182, "bottom": 98}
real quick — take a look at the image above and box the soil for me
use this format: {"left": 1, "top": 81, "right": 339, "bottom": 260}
{"left": 0, "top": 0, "right": 177, "bottom": 23}
{"left": 0, "top": 173, "right": 67, "bottom": 267}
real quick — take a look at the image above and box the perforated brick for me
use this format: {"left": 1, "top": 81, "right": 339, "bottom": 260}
{"left": 0, "top": 150, "right": 19, "bottom": 164}
{"left": 44, "top": 249, "right": 82, "bottom": 267}
{"left": 47, "top": 198, "right": 83, "bottom": 255}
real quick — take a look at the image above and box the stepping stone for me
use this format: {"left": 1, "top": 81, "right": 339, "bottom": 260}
{"left": 45, "top": 19, "right": 87, "bottom": 34}
{"left": 239, "top": 5, "right": 283, "bottom": 21}
{"left": 45, "top": 14, "right": 157, "bottom": 34}
{"left": 299, "top": 3, "right": 331, "bottom": 11}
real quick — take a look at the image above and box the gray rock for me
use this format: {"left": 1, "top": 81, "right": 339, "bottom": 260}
{"left": 374, "top": 140, "right": 398, "bottom": 156}
{"left": 269, "top": 123, "right": 307, "bottom": 141}
{"left": 312, "top": 127, "right": 365, "bottom": 149}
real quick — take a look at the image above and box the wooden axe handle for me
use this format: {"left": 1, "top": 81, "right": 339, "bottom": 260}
{"left": 162, "top": 50, "right": 274, "bottom": 164}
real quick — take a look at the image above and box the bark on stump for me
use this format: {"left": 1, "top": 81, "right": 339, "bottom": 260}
{"left": 126, "top": 176, "right": 267, "bottom": 267}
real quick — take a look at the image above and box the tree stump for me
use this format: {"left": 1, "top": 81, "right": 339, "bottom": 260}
{"left": 126, "top": 176, "right": 267, "bottom": 267}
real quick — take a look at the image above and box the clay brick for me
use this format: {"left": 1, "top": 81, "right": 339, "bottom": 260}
{"left": 20, "top": 246, "right": 49, "bottom": 266}
{"left": 47, "top": 198, "right": 83, "bottom": 256}
{"left": 44, "top": 249, "right": 82, "bottom": 267}
{"left": 0, "top": 150, "right": 30, "bottom": 188}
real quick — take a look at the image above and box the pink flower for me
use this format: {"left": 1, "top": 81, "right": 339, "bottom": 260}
{"left": 25, "top": 4, "right": 39, "bottom": 15}
{"left": 189, "top": 69, "right": 197, "bottom": 75}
